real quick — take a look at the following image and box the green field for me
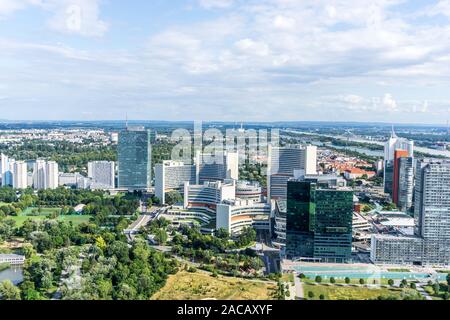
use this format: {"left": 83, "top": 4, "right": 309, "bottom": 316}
{"left": 151, "top": 271, "right": 277, "bottom": 300}
{"left": 8, "top": 211, "right": 92, "bottom": 227}
{"left": 303, "top": 284, "right": 422, "bottom": 300}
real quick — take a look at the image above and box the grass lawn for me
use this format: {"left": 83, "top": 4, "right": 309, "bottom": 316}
{"left": 9, "top": 214, "right": 92, "bottom": 227}
{"left": 21, "top": 207, "right": 61, "bottom": 215}
{"left": 303, "top": 284, "right": 422, "bottom": 300}
{"left": 151, "top": 271, "right": 277, "bottom": 300}
{"left": 424, "top": 285, "right": 449, "bottom": 300}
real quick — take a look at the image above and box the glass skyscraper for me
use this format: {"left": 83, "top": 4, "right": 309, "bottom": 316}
{"left": 286, "top": 180, "right": 353, "bottom": 263}
{"left": 118, "top": 127, "right": 152, "bottom": 190}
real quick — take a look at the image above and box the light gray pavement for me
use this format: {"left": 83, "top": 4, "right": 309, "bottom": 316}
{"left": 294, "top": 275, "right": 305, "bottom": 299}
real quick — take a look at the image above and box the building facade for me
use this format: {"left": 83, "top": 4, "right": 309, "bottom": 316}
{"left": 88, "top": 161, "right": 115, "bottom": 189}
{"left": 216, "top": 199, "right": 271, "bottom": 235}
{"left": 118, "top": 127, "right": 152, "bottom": 191}
{"left": 155, "top": 161, "right": 197, "bottom": 204}
{"left": 285, "top": 180, "right": 353, "bottom": 263}
{"left": 372, "top": 159, "right": 450, "bottom": 266}
{"left": 13, "top": 161, "right": 28, "bottom": 189}
{"left": 267, "top": 145, "right": 317, "bottom": 202}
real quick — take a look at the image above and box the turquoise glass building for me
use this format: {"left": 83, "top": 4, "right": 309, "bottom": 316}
{"left": 286, "top": 180, "right": 353, "bottom": 263}
{"left": 118, "top": 127, "right": 152, "bottom": 190}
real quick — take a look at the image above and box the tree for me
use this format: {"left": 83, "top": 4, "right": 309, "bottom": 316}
{"left": 0, "top": 280, "right": 21, "bottom": 300}
{"left": 388, "top": 279, "right": 395, "bottom": 286}
{"left": 154, "top": 228, "right": 168, "bottom": 245}
{"left": 410, "top": 283, "right": 417, "bottom": 289}
{"left": 330, "top": 277, "right": 336, "bottom": 284}
{"left": 299, "top": 273, "right": 306, "bottom": 279}
{"left": 319, "top": 294, "right": 325, "bottom": 300}
{"left": 345, "top": 277, "right": 351, "bottom": 284}
{"left": 433, "top": 283, "right": 440, "bottom": 295}
{"left": 315, "top": 276, "right": 322, "bottom": 283}
{"left": 165, "top": 191, "right": 183, "bottom": 206}
{"left": 359, "top": 279, "right": 365, "bottom": 285}
{"left": 95, "top": 236, "right": 107, "bottom": 251}
{"left": 308, "top": 291, "right": 315, "bottom": 299}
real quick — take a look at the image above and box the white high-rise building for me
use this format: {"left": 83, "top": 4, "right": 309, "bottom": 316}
{"left": 267, "top": 145, "right": 317, "bottom": 201}
{"left": 1, "top": 154, "right": 15, "bottom": 187}
{"left": 383, "top": 128, "right": 414, "bottom": 195}
{"left": 1, "top": 153, "right": 8, "bottom": 185}
{"left": 33, "top": 160, "right": 47, "bottom": 190}
{"left": 32, "top": 160, "right": 59, "bottom": 190}
{"left": 155, "top": 161, "right": 197, "bottom": 204}
{"left": 13, "top": 161, "right": 28, "bottom": 189}
{"left": 88, "top": 161, "right": 115, "bottom": 189}
{"left": 46, "top": 161, "right": 59, "bottom": 189}
{"left": 384, "top": 128, "right": 414, "bottom": 162}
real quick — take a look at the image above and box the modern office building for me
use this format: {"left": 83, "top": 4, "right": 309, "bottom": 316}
{"left": 118, "top": 127, "right": 152, "bottom": 191}
{"left": 196, "top": 151, "right": 239, "bottom": 183}
{"left": 236, "top": 181, "right": 263, "bottom": 202}
{"left": 13, "top": 161, "right": 28, "bottom": 189}
{"left": 183, "top": 180, "right": 236, "bottom": 209}
{"left": 372, "top": 159, "right": 450, "bottom": 266}
{"left": 267, "top": 145, "right": 317, "bottom": 202}
{"left": 397, "top": 156, "right": 414, "bottom": 212}
{"left": 383, "top": 128, "right": 414, "bottom": 196}
{"left": 216, "top": 199, "right": 271, "bottom": 235}
{"left": 155, "top": 160, "right": 197, "bottom": 204}
{"left": 272, "top": 200, "right": 287, "bottom": 250}
{"left": 285, "top": 179, "right": 354, "bottom": 263}
{"left": 88, "top": 161, "right": 115, "bottom": 189}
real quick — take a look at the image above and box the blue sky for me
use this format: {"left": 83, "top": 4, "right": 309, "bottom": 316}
{"left": 1, "top": 0, "right": 450, "bottom": 124}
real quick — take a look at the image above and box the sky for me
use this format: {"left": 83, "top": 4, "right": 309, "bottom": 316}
{"left": 1, "top": 0, "right": 450, "bottom": 124}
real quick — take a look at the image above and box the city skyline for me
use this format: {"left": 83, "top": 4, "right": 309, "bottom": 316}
{"left": 1, "top": 0, "right": 450, "bottom": 123}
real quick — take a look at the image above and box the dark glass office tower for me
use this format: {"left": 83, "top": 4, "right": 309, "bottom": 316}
{"left": 118, "top": 127, "right": 152, "bottom": 191}
{"left": 286, "top": 180, "right": 353, "bottom": 263}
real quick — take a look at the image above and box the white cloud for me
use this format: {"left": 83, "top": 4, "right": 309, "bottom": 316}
{"left": 0, "top": 0, "right": 41, "bottom": 17}
{"left": 381, "top": 93, "right": 398, "bottom": 112}
{"left": 235, "top": 38, "right": 270, "bottom": 57}
{"left": 198, "top": 0, "right": 234, "bottom": 9}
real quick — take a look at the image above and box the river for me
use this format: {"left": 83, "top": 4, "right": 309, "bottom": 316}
{"left": 285, "top": 130, "right": 450, "bottom": 158}
{"left": 0, "top": 266, "right": 24, "bottom": 285}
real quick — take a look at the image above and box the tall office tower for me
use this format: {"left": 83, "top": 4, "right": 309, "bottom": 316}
{"left": 372, "top": 159, "right": 450, "bottom": 266}
{"left": 118, "top": 127, "right": 152, "bottom": 191}
{"left": 397, "top": 157, "right": 414, "bottom": 212}
{"left": 13, "top": 161, "right": 28, "bottom": 189}
{"left": 88, "top": 161, "right": 115, "bottom": 189}
{"left": 155, "top": 161, "right": 197, "bottom": 204}
{"left": 46, "top": 161, "right": 59, "bottom": 189}
{"left": 267, "top": 145, "right": 317, "bottom": 202}
{"left": 383, "top": 128, "right": 414, "bottom": 195}
{"left": 196, "top": 151, "right": 239, "bottom": 183}
{"left": 33, "top": 160, "right": 47, "bottom": 190}
{"left": 392, "top": 150, "right": 409, "bottom": 205}
{"left": 414, "top": 159, "right": 450, "bottom": 265}
{"left": 285, "top": 179, "right": 353, "bottom": 263}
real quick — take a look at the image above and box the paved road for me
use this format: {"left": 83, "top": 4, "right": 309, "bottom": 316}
{"left": 294, "top": 275, "right": 304, "bottom": 300}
